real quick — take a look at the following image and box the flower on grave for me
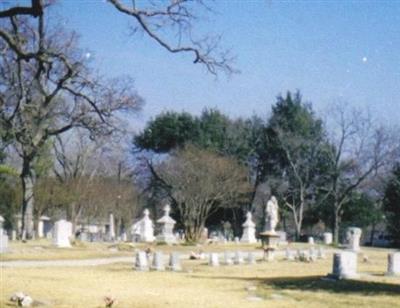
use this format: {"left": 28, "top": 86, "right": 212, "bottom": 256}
{"left": 104, "top": 296, "right": 117, "bottom": 307}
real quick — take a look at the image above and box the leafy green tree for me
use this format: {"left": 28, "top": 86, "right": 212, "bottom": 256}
{"left": 135, "top": 108, "right": 256, "bottom": 161}
{"left": 383, "top": 164, "right": 400, "bottom": 247}
{"left": 134, "top": 111, "right": 199, "bottom": 153}
{"left": 263, "top": 91, "right": 329, "bottom": 239}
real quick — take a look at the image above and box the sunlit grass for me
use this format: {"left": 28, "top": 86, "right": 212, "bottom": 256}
{"left": 1, "top": 245, "right": 399, "bottom": 307}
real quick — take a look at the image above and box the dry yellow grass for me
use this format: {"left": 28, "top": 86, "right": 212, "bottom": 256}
{"left": 1, "top": 246, "right": 399, "bottom": 307}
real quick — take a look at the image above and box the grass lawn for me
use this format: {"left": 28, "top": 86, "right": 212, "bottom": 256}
{"left": 1, "top": 239, "right": 288, "bottom": 261}
{"left": 1, "top": 245, "right": 399, "bottom": 307}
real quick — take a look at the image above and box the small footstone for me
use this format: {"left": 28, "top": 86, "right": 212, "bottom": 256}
{"left": 285, "top": 248, "right": 295, "bottom": 261}
{"left": 152, "top": 251, "right": 165, "bottom": 271}
{"left": 317, "top": 246, "right": 326, "bottom": 259}
{"left": 247, "top": 251, "right": 256, "bottom": 264}
{"left": 135, "top": 251, "right": 149, "bottom": 271}
{"left": 223, "top": 251, "right": 233, "bottom": 265}
{"left": 169, "top": 252, "right": 182, "bottom": 271}
{"left": 246, "top": 296, "right": 263, "bottom": 302}
{"left": 234, "top": 251, "right": 244, "bottom": 265}
{"left": 209, "top": 252, "right": 220, "bottom": 267}
{"left": 387, "top": 252, "right": 400, "bottom": 276}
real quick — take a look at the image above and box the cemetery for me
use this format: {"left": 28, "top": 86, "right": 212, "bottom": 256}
{"left": 1, "top": 198, "right": 400, "bottom": 307}
{"left": 1, "top": 1, "right": 400, "bottom": 307}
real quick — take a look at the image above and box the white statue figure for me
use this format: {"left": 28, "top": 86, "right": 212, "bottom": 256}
{"left": 265, "top": 196, "right": 279, "bottom": 233}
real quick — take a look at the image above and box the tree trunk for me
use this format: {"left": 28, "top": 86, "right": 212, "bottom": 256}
{"left": 333, "top": 203, "right": 340, "bottom": 245}
{"left": 369, "top": 224, "right": 376, "bottom": 246}
{"left": 20, "top": 162, "right": 35, "bottom": 240}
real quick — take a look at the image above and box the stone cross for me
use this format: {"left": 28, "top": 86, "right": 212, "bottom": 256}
{"left": 330, "top": 251, "right": 358, "bottom": 279}
{"left": 387, "top": 252, "right": 400, "bottom": 276}
{"left": 53, "top": 219, "right": 72, "bottom": 248}
{"left": 240, "top": 212, "right": 257, "bottom": 244}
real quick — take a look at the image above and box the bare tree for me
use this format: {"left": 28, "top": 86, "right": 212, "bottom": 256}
{"left": 52, "top": 131, "right": 140, "bottom": 235}
{"left": 0, "top": 12, "right": 142, "bottom": 238}
{"left": 1, "top": 0, "right": 236, "bottom": 76}
{"left": 150, "top": 145, "right": 251, "bottom": 242}
{"left": 108, "top": 0, "right": 236, "bottom": 75}
{"left": 272, "top": 126, "right": 327, "bottom": 240}
{"left": 322, "top": 104, "right": 399, "bottom": 244}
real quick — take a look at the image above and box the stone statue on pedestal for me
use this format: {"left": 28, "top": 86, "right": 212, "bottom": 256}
{"left": 265, "top": 196, "right": 279, "bottom": 233}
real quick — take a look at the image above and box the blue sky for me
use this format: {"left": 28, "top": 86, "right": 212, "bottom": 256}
{"left": 54, "top": 1, "right": 400, "bottom": 130}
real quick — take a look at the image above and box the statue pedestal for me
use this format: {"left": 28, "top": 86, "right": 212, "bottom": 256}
{"left": 259, "top": 231, "right": 280, "bottom": 261}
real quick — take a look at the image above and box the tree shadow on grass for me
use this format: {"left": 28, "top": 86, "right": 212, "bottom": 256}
{"left": 262, "top": 276, "right": 400, "bottom": 295}
{"left": 190, "top": 275, "right": 400, "bottom": 296}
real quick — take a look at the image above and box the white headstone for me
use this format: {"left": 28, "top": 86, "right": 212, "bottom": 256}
{"left": 234, "top": 237, "right": 240, "bottom": 244}
{"left": 0, "top": 230, "right": 8, "bottom": 253}
{"left": 37, "top": 216, "right": 50, "bottom": 238}
{"left": 346, "top": 227, "right": 362, "bottom": 252}
{"left": 308, "top": 237, "right": 314, "bottom": 245}
{"left": 330, "top": 251, "right": 358, "bottom": 279}
{"left": 169, "top": 252, "right": 182, "bottom": 271}
{"left": 38, "top": 220, "right": 44, "bottom": 238}
{"left": 223, "top": 251, "right": 233, "bottom": 265}
{"left": 240, "top": 212, "right": 257, "bottom": 244}
{"left": 234, "top": 251, "right": 244, "bottom": 265}
{"left": 317, "top": 246, "right": 326, "bottom": 259}
{"left": 135, "top": 251, "right": 149, "bottom": 271}
{"left": 247, "top": 251, "right": 256, "bottom": 264}
{"left": 309, "top": 247, "right": 317, "bottom": 262}
{"left": 156, "top": 205, "right": 177, "bottom": 244}
{"left": 298, "top": 250, "right": 310, "bottom": 262}
{"left": 387, "top": 252, "right": 400, "bottom": 276}
{"left": 108, "top": 213, "right": 115, "bottom": 241}
{"left": 11, "top": 230, "right": 17, "bottom": 241}
{"left": 323, "top": 232, "right": 333, "bottom": 245}
{"left": 285, "top": 248, "right": 295, "bottom": 261}
{"left": 121, "top": 232, "right": 127, "bottom": 242}
{"left": 209, "top": 252, "right": 220, "bottom": 267}
{"left": 133, "top": 209, "right": 155, "bottom": 243}
{"left": 53, "top": 219, "right": 72, "bottom": 248}
{"left": 152, "top": 251, "right": 165, "bottom": 271}
{"left": 277, "top": 231, "right": 288, "bottom": 244}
